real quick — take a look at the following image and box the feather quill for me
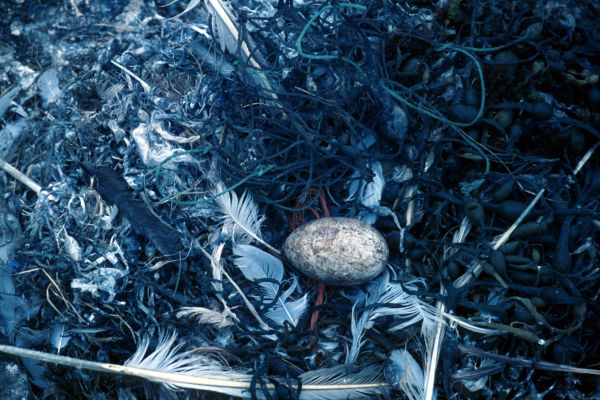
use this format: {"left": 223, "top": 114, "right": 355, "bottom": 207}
{"left": 170, "top": 0, "right": 266, "bottom": 69}
{"left": 213, "top": 182, "right": 280, "bottom": 254}
{"left": 124, "top": 331, "right": 252, "bottom": 396}
{"left": 195, "top": 241, "right": 268, "bottom": 330}
{"left": 203, "top": 0, "right": 264, "bottom": 69}
{"left": 49, "top": 323, "right": 71, "bottom": 354}
{"left": 0, "top": 339, "right": 392, "bottom": 399}
{"left": 200, "top": 0, "right": 280, "bottom": 106}
{"left": 233, "top": 244, "right": 307, "bottom": 327}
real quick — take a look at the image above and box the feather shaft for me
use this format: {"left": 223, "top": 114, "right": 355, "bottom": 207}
{"left": 0, "top": 344, "right": 391, "bottom": 399}
{"left": 205, "top": 0, "right": 261, "bottom": 69}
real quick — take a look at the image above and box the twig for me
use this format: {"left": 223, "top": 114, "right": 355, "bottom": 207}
{"left": 0, "top": 157, "right": 42, "bottom": 194}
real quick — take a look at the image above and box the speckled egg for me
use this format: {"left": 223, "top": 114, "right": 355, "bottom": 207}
{"left": 283, "top": 217, "right": 389, "bottom": 286}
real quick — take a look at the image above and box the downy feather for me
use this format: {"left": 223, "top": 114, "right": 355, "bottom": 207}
{"left": 233, "top": 244, "right": 307, "bottom": 327}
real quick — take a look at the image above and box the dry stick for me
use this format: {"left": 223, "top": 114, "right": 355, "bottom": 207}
{"left": 458, "top": 344, "right": 600, "bottom": 376}
{"left": 573, "top": 141, "right": 599, "bottom": 175}
{"left": 205, "top": 0, "right": 261, "bottom": 70}
{"left": 41, "top": 269, "right": 86, "bottom": 323}
{"left": 453, "top": 188, "right": 545, "bottom": 289}
{"left": 200, "top": 0, "right": 310, "bottom": 140}
{"left": 0, "top": 157, "right": 42, "bottom": 194}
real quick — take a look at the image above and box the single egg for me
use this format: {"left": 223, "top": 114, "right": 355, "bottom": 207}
{"left": 283, "top": 217, "right": 389, "bottom": 286}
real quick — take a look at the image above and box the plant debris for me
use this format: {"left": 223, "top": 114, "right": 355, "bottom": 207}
{"left": 0, "top": 0, "right": 599, "bottom": 399}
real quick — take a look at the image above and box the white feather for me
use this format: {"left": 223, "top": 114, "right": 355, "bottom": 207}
{"left": 299, "top": 364, "right": 389, "bottom": 399}
{"left": 0, "top": 342, "right": 396, "bottom": 399}
{"left": 265, "top": 276, "right": 309, "bottom": 327}
{"left": 345, "top": 274, "right": 388, "bottom": 364}
{"left": 233, "top": 244, "right": 282, "bottom": 288}
{"left": 202, "top": 0, "right": 265, "bottom": 69}
{"left": 233, "top": 244, "right": 307, "bottom": 327}
{"left": 385, "top": 350, "right": 425, "bottom": 400}
{"left": 203, "top": 0, "right": 238, "bottom": 53}
{"left": 213, "top": 182, "right": 280, "bottom": 254}
{"left": 210, "top": 243, "right": 225, "bottom": 294}
{"left": 346, "top": 161, "right": 385, "bottom": 225}
{"left": 176, "top": 307, "right": 235, "bottom": 327}
{"left": 346, "top": 271, "right": 438, "bottom": 364}
{"left": 125, "top": 331, "right": 252, "bottom": 396}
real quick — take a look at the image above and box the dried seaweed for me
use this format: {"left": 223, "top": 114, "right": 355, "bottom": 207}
{"left": 0, "top": 0, "right": 598, "bottom": 398}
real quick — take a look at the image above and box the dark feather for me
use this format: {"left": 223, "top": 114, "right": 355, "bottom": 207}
{"left": 90, "top": 165, "right": 180, "bottom": 255}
